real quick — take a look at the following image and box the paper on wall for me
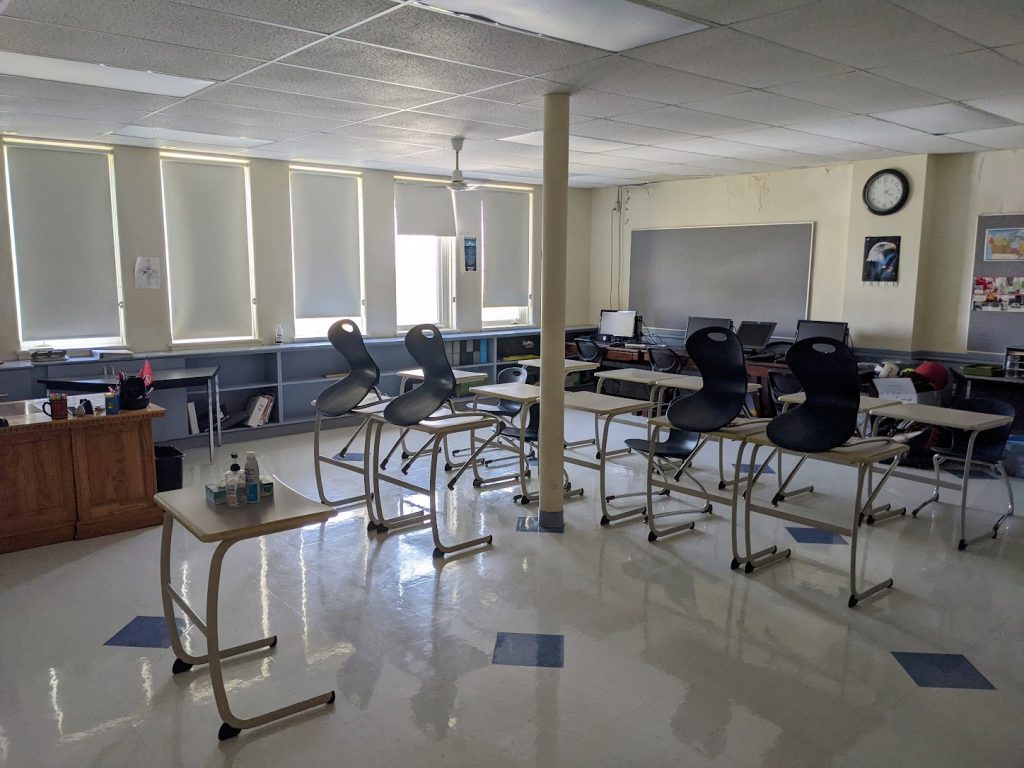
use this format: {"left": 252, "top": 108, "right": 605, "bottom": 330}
{"left": 135, "top": 257, "right": 161, "bottom": 289}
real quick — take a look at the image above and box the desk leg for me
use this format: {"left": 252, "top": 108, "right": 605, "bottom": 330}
{"left": 206, "top": 539, "right": 335, "bottom": 740}
{"left": 207, "top": 379, "right": 215, "bottom": 464}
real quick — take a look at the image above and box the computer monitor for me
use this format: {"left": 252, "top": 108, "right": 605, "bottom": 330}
{"left": 736, "top": 321, "right": 777, "bottom": 352}
{"left": 599, "top": 309, "right": 637, "bottom": 339}
{"left": 686, "top": 316, "right": 733, "bottom": 336}
{"left": 795, "top": 319, "right": 849, "bottom": 343}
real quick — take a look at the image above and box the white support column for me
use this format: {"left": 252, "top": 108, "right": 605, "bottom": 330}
{"left": 538, "top": 92, "right": 570, "bottom": 531}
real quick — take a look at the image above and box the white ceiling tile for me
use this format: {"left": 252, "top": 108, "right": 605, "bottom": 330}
{"left": 500, "top": 130, "right": 634, "bottom": 153}
{"left": 196, "top": 84, "right": 393, "bottom": 122}
{"left": 624, "top": 105, "right": 765, "bottom": 135}
{"left": 871, "top": 50, "right": 1024, "bottom": 101}
{"left": 329, "top": 124, "right": 453, "bottom": 148}
{"left": 564, "top": 152, "right": 679, "bottom": 171}
{"left": 544, "top": 56, "right": 745, "bottom": 104}
{"left": 889, "top": 0, "right": 1024, "bottom": 48}
{"left": 0, "top": 75, "right": 179, "bottom": 112}
{"left": 3, "top": 0, "right": 322, "bottom": 59}
{"left": 569, "top": 175, "right": 636, "bottom": 187}
{"left": 1000, "top": 43, "right": 1024, "bottom": 65}
{"left": 365, "top": 111, "right": 525, "bottom": 139}
{"left": 282, "top": 39, "right": 517, "bottom": 94}
{"left": 0, "top": 113, "right": 124, "bottom": 140}
{"left": 685, "top": 91, "right": 851, "bottom": 127}
{"left": 158, "top": 99, "right": 348, "bottom": 133}
{"left": 475, "top": 78, "right": 663, "bottom": 118}
{"left": 635, "top": 0, "right": 817, "bottom": 26}
{"left": 787, "top": 115, "right": 931, "bottom": 147}
{"left": 964, "top": 94, "right": 1024, "bottom": 124}
{"left": 136, "top": 113, "right": 307, "bottom": 142}
{"left": 340, "top": 6, "right": 604, "bottom": 76}
{"left": 683, "top": 157, "right": 786, "bottom": 173}
{"left": 725, "top": 126, "right": 877, "bottom": 154}
{"left": 948, "top": 125, "right": 1024, "bottom": 150}
{"left": 734, "top": 0, "right": 979, "bottom": 69}
{"left": 0, "top": 17, "right": 261, "bottom": 80}
{"left": 411, "top": 98, "right": 552, "bottom": 129}
{"left": 873, "top": 134, "right": 984, "bottom": 154}
{"left": 0, "top": 95, "right": 148, "bottom": 124}
{"left": 172, "top": 0, "right": 395, "bottom": 34}
{"left": 567, "top": 119, "right": 692, "bottom": 145}
{"left": 234, "top": 64, "right": 450, "bottom": 109}
{"left": 625, "top": 27, "right": 849, "bottom": 88}
{"left": 872, "top": 103, "right": 1013, "bottom": 135}
{"left": 768, "top": 72, "right": 945, "bottom": 113}
{"left": 275, "top": 133, "right": 436, "bottom": 157}
{"left": 604, "top": 145, "right": 718, "bottom": 164}
{"left": 741, "top": 149, "right": 843, "bottom": 166}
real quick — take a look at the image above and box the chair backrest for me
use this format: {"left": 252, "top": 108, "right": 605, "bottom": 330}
{"left": 947, "top": 397, "right": 1016, "bottom": 463}
{"left": 495, "top": 366, "right": 528, "bottom": 416}
{"left": 764, "top": 340, "right": 792, "bottom": 358}
{"left": 383, "top": 325, "right": 455, "bottom": 427}
{"left": 648, "top": 346, "right": 681, "bottom": 374}
{"left": 768, "top": 370, "right": 803, "bottom": 406}
{"left": 766, "top": 337, "right": 859, "bottom": 453}
{"left": 574, "top": 338, "right": 603, "bottom": 364}
{"left": 315, "top": 320, "right": 380, "bottom": 416}
{"left": 666, "top": 327, "right": 748, "bottom": 433}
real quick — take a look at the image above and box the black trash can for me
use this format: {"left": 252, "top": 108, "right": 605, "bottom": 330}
{"left": 155, "top": 445, "right": 184, "bottom": 492}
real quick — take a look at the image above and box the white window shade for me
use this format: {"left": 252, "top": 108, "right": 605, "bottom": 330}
{"left": 482, "top": 189, "right": 530, "bottom": 307}
{"left": 4, "top": 144, "right": 123, "bottom": 345}
{"left": 453, "top": 190, "right": 481, "bottom": 235}
{"left": 395, "top": 182, "right": 456, "bottom": 236}
{"left": 290, "top": 170, "right": 362, "bottom": 319}
{"left": 161, "top": 157, "right": 255, "bottom": 342}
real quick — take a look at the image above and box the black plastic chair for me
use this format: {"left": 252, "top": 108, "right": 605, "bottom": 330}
{"left": 912, "top": 397, "right": 1016, "bottom": 549}
{"left": 767, "top": 370, "right": 803, "bottom": 413}
{"left": 384, "top": 325, "right": 455, "bottom": 428}
{"left": 499, "top": 402, "right": 579, "bottom": 505}
{"left": 574, "top": 338, "right": 603, "bottom": 364}
{"left": 469, "top": 366, "right": 528, "bottom": 420}
{"left": 313, "top": 320, "right": 387, "bottom": 507}
{"left": 648, "top": 346, "right": 681, "bottom": 374}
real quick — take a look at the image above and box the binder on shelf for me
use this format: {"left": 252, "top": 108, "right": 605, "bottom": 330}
{"left": 186, "top": 402, "right": 200, "bottom": 435}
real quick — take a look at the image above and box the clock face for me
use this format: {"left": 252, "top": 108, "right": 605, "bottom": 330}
{"left": 863, "top": 169, "right": 909, "bottom": 215}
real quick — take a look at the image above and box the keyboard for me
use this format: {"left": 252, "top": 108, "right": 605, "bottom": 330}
{"left": 624, "top": 343, "right": 647, "bottom": 350}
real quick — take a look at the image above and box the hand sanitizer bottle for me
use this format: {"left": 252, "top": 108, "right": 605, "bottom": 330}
{"left": 226, "top": 453, "right": 246, "bottom": 507}
{"left": 244, "top": 451, "right": 261, "bottom": 503}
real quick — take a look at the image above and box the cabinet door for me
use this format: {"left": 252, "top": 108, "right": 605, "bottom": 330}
{"left": 0, "top": 428, "right": 77, "bottom": 552}
{"left": 72, "top": 416, "right": 161, "bottom": 539}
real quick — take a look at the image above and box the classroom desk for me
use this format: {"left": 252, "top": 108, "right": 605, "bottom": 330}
{"left": 40, "top": 366, "right": 221, "bottom": 462}
{"left": 865, "top": 401, "right": 1014, "bottom": 548}
{"left": 520, "top": 357, "right": 600, "bottom": 377}
{"left": 955, "top": 370, "right": 1024, "bottom": 433}
{"left": 156, "top": 477, "right": 336, "bottom": 741}
{"left": 397, "top": 367, "right": 489, "bottom": 390}
{"left": 779, "top": 392, "right": 900, "bottom": 413}
{"left": 468, "top": 382, "right": 654, "bottom": 518}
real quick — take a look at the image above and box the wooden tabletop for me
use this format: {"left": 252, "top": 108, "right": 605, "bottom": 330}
{"left": 867, "top": 402, "right": 1014, "bottom": 431}
{"left": 398, "top": 368, "right": 489, "bottom": 383}
{"left": 154, "top": 475, "right": 333, "bottom": 544}
{"left": 780, "top": 392, "right": 900, "bottom": 413}
{"left": 564, "top": 391, "right": 655, "bottom": 415}
{"left": 654, "top": 374, "right": 761, "bottom": 393}
{"left": 594, "top": 369, "right": 667, "bottom": 384}
{"left": 520, "top": 358, "right": 600, "bottom": 373}
{"left": 470, "top": 382, "right": 541, "bottom": 402}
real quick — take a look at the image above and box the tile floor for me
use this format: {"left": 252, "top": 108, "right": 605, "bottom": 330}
{"left": 1, "top": 413, "right": 1023, "bottom": 767}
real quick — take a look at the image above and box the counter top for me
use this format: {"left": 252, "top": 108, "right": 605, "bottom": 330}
{"left": 0, "top": 401, "right": 164, "bottom": 434}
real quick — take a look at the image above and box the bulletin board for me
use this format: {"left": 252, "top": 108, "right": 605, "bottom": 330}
{"left": 967, "top": 213, "right": 1024, "bottom": 353}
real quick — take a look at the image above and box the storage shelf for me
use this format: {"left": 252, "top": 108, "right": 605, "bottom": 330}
{"left": 187, "top": 381, "right": 278, "bottom": 394}
{"left": 282, "top": 377, "right": 334, "bottom": 386}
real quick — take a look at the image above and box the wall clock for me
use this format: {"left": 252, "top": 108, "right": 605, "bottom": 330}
{"left": 863, "top": 168, "right": 909, "bottom": 216}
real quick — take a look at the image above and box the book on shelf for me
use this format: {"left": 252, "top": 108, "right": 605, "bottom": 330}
{"left": 187, "top": 402, "right": 200, "bottom": 435}
{"left": 244, "top": 393, "right": 274, "bottom": 428}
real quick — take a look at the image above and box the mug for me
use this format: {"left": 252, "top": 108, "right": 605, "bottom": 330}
{"left": 42, "top": 399, "right": 68, "bottom": 420}
{"left": 105, "top": 393, "right": 121, "bottom": 415}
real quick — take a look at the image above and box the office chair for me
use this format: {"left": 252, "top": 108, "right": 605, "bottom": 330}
{"left": 574, "top": 337, "right": 605, "bottom": 391}
{"left": 767, "top": 370, "right": 803, "bottom": 412}
{"left": 763, "top": 340, "right": 792, "bottom": 359}
{"left": 456, "top": 366, "right": 530, "bottom": 464}
{"left": 911, "top": 397, "right": 1015, "bottom": 550}
{"left": 312, "top": 319, "right": 388, "bottom": 508}
{"left": 648, "top": 346, "right": 682, "bottom": 374}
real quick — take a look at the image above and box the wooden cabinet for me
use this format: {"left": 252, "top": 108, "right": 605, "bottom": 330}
{"left": 0, "top": 405, "right": 164, "bottom": 553}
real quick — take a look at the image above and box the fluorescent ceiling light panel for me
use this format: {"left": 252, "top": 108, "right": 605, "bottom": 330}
{"left": 116, "top": 125, "right": 271, "bottom": 148}
{"left": 0, "top": 51, "right": 214, "bottom": 97}
{"left": 418, "top": 0, "right": 705, "bottom": 52}
{"left": 500, "top": 130, "right": 633, "bottom": 153}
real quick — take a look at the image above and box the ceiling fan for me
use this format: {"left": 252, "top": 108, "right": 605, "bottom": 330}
{"left": 447, "top": 136, "right": 479, "bottom": 192}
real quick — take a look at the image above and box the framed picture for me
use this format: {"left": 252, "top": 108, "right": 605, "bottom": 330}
{"left": 983, "top": 227, "right": 1024, "bottom": 260}
{"left": 862, "top": 236, "right": 900, "bottom": 284}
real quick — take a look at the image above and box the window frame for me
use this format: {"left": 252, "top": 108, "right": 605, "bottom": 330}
{"left": 3, "top": 138, "right": 127, "bottom": 351}
{"left": 288, "top": 165, "right": 366, "bottom": 340}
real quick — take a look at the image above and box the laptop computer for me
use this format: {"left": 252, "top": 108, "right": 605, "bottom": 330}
{"left": 736, "top": 321, "right": 776, "bottom": 354}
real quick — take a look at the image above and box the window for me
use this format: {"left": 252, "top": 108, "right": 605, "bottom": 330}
{"left": 394, "top": 181, "right": 456, "bottom": 329}
{"left": 395, "top": 235, "right": 452, "bottom": 328}
{"left": 3, "top": 139, "right": 125, "bottom": 349}
{"left": 289, "top": 167, "right": 364, "bottom": 339}
{"left": 160, "top": 154, "right": 257, "bottom": 344}
{"left": 481, "top": 189, "right": 532, "bottom": 325}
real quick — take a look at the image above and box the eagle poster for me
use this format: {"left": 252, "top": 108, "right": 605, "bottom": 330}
{"left": 862, "top": 236, "right": 900, "bottom": 284}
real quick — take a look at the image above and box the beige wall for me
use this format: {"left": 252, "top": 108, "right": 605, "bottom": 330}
{"left": 587, "top": 150, "right": 1024, "bottom": 354}
{"left": 0, "top": 145, "right": 594, "bottom": 360}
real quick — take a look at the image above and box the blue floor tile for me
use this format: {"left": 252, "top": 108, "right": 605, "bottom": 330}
{"left": 105, "top": 616, "right": 186, "bottom": 649}
{"left": 335, "top": 451, "right": 364, "bottom": 461}
{"left": 787, "top": 526, "right": 847, "bottom": 545}
{"left": 892, "top": 652, "right": 995, "bottom": 690}
{"left": 516, "top": 516, "right": 563, "bottom": 533}
{"left": 740, "top": 462, "right": 775, "bottom": 475}
{"left": 492, "top": 632, "right": 564, "bottom": 668}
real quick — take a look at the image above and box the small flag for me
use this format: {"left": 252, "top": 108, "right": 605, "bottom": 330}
{"left": 139, "top": 359, "right": 154, "bottom": 387}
